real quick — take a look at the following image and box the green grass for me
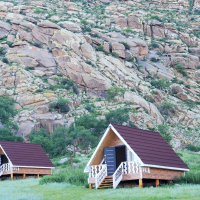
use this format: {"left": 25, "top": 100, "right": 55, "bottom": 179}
{"left": 0, "top": 179, "right": 200, "bottom": 200}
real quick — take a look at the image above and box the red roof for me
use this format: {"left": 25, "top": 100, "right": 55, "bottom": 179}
{"left": 0, "top": 141, "right": 54, "bottom": 168}
{"left": 111, "top": 124, "right": 189, "bottom": 170}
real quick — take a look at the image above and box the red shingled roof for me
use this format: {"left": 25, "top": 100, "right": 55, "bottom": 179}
{"left": 111, "top": 124, "right": 189, "bottom": 170}
{"left": 0, "top": 141, "right": 54, "bottom": 168}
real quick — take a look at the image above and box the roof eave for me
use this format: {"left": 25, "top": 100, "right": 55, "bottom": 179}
{"left": 12, "top": 165, "right": 55, "bottom": 169}
{"left": 141, "top": 164, "right": 190, "bottom": 172}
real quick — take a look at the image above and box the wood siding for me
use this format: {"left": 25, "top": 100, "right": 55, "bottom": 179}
{"left": 3, "top": 167, "right": 51, "bottom": 175}
{"left": 142, "top": 167, "right": 184, "bottom": 180}
{"left": 90, "top": 129, "right": 124, "bottom": 165}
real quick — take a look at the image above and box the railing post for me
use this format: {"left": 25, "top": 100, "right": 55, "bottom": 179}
{"left": 156, "top": 179, "right": 159, "bottom": 187}
{"left": 139, "top": 179, "right": 143, "bottom": 188}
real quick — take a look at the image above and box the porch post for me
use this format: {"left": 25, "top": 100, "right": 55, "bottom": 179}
{"left": 23, "top": 174, "right": 26, "bottom": 179}
{"left": 89, "top": 183, "right": 92, "bottom": 189}
{"left": 11, "top": 173, "right": 13, "bottom": 180}
{"left": 169, "top": 180, "right": 172, "bottom": 184}
{"left": 139, "top": 179, "right": 143, "bottom": 188}
{"left": 37, "top": 174, "right": 39, "bottom": 178}
{"left": 156, "top": 179, "right": 159, "bottom": 187}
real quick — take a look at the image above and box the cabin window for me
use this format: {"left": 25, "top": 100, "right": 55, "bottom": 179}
{"left": 129, "top": 151, "right": 134, "bottom": 161}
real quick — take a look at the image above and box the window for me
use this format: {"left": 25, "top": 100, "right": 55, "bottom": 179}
{"left": 129, "top": 151, "right": 134, "bottom": 161}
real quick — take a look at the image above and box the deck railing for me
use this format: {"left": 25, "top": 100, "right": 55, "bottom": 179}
{"left": 113, "top": 161, "right": 141, "bottom": 189}
{"left": 88, "top": 164, "right": 104, "bottom": 178}
{"left": 95, "top": 164, "right": 107, "bottom": 189}
{"left": 0, "top": 163, "right": 11, "bottom": 176}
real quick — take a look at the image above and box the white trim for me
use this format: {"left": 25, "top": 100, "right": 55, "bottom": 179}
{"left": 84, "top": 125, "right": 111, "bottom": 172}
{"left": 0, "top": 145, "right": 13, "bottom": 167}
{"left": 12, "top": 165, "right": 55, "bottom": 169}
{"left": 141, "top": 164, "right": 189, "bottom": 172}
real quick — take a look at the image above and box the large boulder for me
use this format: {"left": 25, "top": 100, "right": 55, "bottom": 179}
{"left": 111, "top": 42, "right": 125, "bottom": 58}
{"left": 81, "top": 43, "right": 97, "bottom": 62}
{"left": 115, "top": 16, "right": 127, "bottom": 27}
{"left": 58, "top": 21, "right": 82, "bottom": 33}
{"left": 33, "top": 113, "right": 65, "bottom": 133}
{"left": 34, "top": 105, "right": 49, "bottom": 114}
{"left": 6, "top": 45, "right": 56, "bottom": 68}
{"left": 128, "top": 15, "right": 142, "bottom": 29}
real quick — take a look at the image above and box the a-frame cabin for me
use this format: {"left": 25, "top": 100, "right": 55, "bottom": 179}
{"left": 0, "top": 141, "right": 54, "bottom": 180}
{"left": 84, "top": 124, "right": 189, "bottom": 189}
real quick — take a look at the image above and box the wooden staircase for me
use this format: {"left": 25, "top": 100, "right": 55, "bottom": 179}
{"left": 97, "top": 176, "right": 113, "bottom": 189}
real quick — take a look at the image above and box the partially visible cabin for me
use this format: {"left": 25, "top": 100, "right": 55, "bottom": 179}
{"left": 0, "top": 141, "right": 54, "bottom": 179}
{"left": 84, "top": 124, "right": 189, "bottom": 189}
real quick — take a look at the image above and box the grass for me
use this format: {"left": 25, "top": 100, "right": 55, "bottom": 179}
{"left": 0, "top": 179, "right": 200, "bottom": 200}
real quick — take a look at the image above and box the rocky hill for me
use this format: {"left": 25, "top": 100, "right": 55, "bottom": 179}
{"left": 0, "top": 0, "right": 200, "bottom": 150}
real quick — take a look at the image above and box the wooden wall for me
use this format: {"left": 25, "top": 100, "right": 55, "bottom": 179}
{"left": 3, "top": 167, "right": 51, "bottom": 175}
{"left": 90, "top": 129, "right": 125, "bottom": 165}
{"left": 142, "top": 167, "right": 184, "bottom": 180}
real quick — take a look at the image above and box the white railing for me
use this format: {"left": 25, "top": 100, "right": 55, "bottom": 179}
{"left": 0, "top": 163, "right": 11, "bottom": 176}
{"left": 113, "top": 162, "right": 123, "bottom": 189}
{"left": 89, "top": 164, "right": 104, "bottom": 178}
{"left": 113, "top": 161, "right": 141, "bottom": 189}
{"left": 95, "top": 164, "right": 107, "bottom": 189}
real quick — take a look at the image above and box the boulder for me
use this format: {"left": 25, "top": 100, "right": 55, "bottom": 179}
{"left": 58, "top": 21, "right": 81, "bottom": 33}
{"left": 17, "top": 122, "right": 40, "bottom": 141}
{"left": 0, "top": 20, "right": 12, "bottom": 31}
{"left": 115, "top": 16, "right": 127, "bottom": 27}
{"left": 81, "top": 43, "right": 97, "bottom": 62}
{"left": 6, "top": 46, "right": 56, "bottom": 68}
{"left": 33, "top": 113, "right": 65, "bottom": 133}
{"left": 38, "top": 20, "right": 61, "bottom": 30}
{"left": 34, "top": 105, "right": 49, "bottom": 114}
{"left": 128, "top": 15, "right": 142, "bottom": 29}
{"left": 111, "top": 42, "right": 125, "bottom": 58}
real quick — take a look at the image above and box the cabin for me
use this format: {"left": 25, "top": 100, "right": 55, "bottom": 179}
{"left": 0, "top": 141, "right": 54, "bottom": 180}
{"left": 84, "top": 124, "right": 189, "bottom": 189}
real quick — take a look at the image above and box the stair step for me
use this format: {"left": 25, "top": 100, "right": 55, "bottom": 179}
{"left": 99, "top": 186, "right": 113, "bottom": 188}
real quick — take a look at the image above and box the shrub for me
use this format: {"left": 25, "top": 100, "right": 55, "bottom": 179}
{"left": 119, "top": 42, "right": 130, "bottom": 50}
{"left": 111, "top": 52, "right": 119, "bottom": 58}
{"left": 124, "top": 27, "right": 134, "bottom": 33}
{"left": 0, "top": 47, "right": 6, "bottom": 55}
{"left": 144, "top": 96, "right": 155, "bottom": 103}
{"left": 174, "top": 62, "right": 187, "bottom": 76}
{"left": 158, "top": 101, "right": 175, "bottom": 115}
{"left": 2, "top": 58, "right": 9, "bottom": 64}
{"left": 151, "top": 43, "right": 159, "bottom": 48}
{"left": 105, "top": 108, "right": 129, "bottom": 125}
{"left": 158, "top": 124, "right": 172, "bottom": 144}
{"left": 150, "top": 57, "right": 160, "bottom": 62}
{"left": 85, "top": 105, "right": 94, "bottom": 112}
{"left": 174, "top": 172, "right": 200, "bottom": 184}
{"left": 34, "top": 8, "right": 46, "bottom": 14}
{"left": 80, "top": 19, "right": 89, "bottom": 25}
{"left": 25, "top": 66, "right": 34, "bottom": 71}
{"left": 107, "top": 86, "right": 125, "bottom": 100}
{"left": 151, "top": 78, "right": 171, "bottom": 90}
{"left": 97, "top": 45, "right": 104, "bottom": 51}
{"left": 186, "top": 144, "right": 200, "bottom": 152}
{"left": 49, "top": 99, "right": 70, "bottom": 113}
{"left": 0, "top": 127, "right": 23, "bottom": 142}
{"left": 72, "top": 85, "right": 79, "bottom": 95}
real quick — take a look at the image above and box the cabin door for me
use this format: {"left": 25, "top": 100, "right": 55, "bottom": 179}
{"left": 104, "top": 147, "right": 116, "bottom": 176}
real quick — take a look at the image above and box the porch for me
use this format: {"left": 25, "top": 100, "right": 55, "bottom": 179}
{"left": 88, "top": 161, "right": 151, "bottom": 189}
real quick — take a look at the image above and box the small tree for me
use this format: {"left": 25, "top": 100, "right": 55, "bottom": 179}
{"left": 107, "top": 86, "right": 125, "bottom": 100}
{"left": 66, "top": 126, "right": 96, "bottom": 168}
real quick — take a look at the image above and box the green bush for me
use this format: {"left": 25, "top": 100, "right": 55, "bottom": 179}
{"left": 25, "top": 66, "right": 34, "bottom": 71}
{"left": 0, "top": 47, "right": 6, "bottom": 55}
{"left": 158, "top": 101, "right": 175, "bottom": 115}
{"left": 49, "top": 99, "right": 70, "bottom": 113}
{"left": 158, "top": 124, "right": 172, "bottom": 144}
{"left": 151, "top": 78, "right": 171, "bottom": 89}
{"left": 34, "top": 8, "right": 46, "bottom": 14}
{"left": 174, "top": 62, "right": 187, "bottom": 76}
{"left": 2, "top": 58, "right": 9, "bottom": 64}
{"left": 39, "top": 166, "right": 88, "bottom": 186}
{"left": 150, "top": 57, "right": 160, "bottom": 62}
{"left": 119, "top": 42, "right": 130, "bottom": 50}
{"left": 185, "top": 144, "right": 200, "bottom": 152}
{"left": 97, "top": 45, "right": 104, "bottom": 51}
{"left": 111, "top": 52, "right": 119, "bottom": 58}
{"left": 174, "top": 172, "right": 200, "bottom": 184}
{"left": 106, "top": 86, "right": 125, "bottom": 100}
{"left": 80, "top": 19, "right": 89, "bottom": 25}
